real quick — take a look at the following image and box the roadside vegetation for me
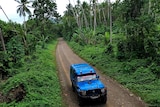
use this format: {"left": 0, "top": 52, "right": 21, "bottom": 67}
{"left": 68, "top": 41, "right": 160, "bottom": 106}
{"left": 0, "top": 0, "right": 160, "bottom": 106}
{"left": 60, "top": 0, "right": 160, "bottom": 106}
{"left": 0, "top": 0, "right": 63, "bottom": 106}
{"left": 0, "top": 41, "right": 62, "bottom": 106}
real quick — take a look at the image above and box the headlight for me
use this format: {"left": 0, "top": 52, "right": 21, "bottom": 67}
{"left": 81, "top": 91, "right": 86, "bottom": 96}
{"left": 101, "top": 88, "right": 106, "bottom": 93}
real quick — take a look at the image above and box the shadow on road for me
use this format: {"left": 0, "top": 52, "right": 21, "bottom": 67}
{"left": 79, "top": 100, "right": 107, "bottom": 107}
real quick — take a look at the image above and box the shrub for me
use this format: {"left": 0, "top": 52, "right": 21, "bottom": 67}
{"left": 0, "top": 41, "right": 63, "bottom": 107}
{"left": 68, "top": 41, "right": 160, "bottom": 106}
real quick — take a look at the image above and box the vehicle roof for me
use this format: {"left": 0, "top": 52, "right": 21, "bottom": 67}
{"left": 71, "top": 63, "right": 96, "bottom": 75}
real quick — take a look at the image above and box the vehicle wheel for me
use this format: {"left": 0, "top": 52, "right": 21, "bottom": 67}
{"left": 78, "top": 96, "right": 84, "bottom": 106}
{"left": 101, "top": 96, "right": 107, "bottom": 104}
{"left": 72, "top": 83, "right": 75, "bottom": 92}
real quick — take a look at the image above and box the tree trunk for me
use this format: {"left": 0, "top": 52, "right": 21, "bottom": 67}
{"left": 23, "top": 16, "right": 27, "bottom": 41}
{"left": 97, "top": 0, "right": 102, "bottom": 25}
{"left": 68, "top": 0, "right": 81, "bottom": 29}
{"left": 148, "top": 0, "right": 151, "bottom": 14}
{"left": 81, "top": 4, "right": 89, "bottom": 28}
{"left": 89, "top": 0, "right": 93, "bottom": 28}
{"left": 23, "top": 16, "right": 28, "bottom": 55}
{"left": 109, "top": 0, "right": 112, "bottom": 43}
{"left": 0, "top": 28, "right": 6, "bottom": 52}
{"left": 93, "top": 0, "right": 97, "bottom": 32}
{"left": 108, "top": 0, "right": 110, "bottom": 24}
{"left": 102, "top": 8, "right": 107, "bottom": 27}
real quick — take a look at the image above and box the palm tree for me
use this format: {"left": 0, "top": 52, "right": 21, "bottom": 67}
{"left": 108, "top": 0, "right": 112, "bottom": 43}
{"left": 0, "top": 28, "right": 6, "bottom": 52}
{"left": 89, "top": 0, "right": 97, "bottom": 32}
{"left": 101, "top": 2, "right": 107, "bottom": 27}
{"left": 15, "top": 0, "right": 31, "bottom": 32}
{"left": 68, "top": 0, "right": 81, "bottom": 29}
{"left": 15, "top": 0, "right": 31, "bottom": 54}
{"left": 81, "top": 1, "right": 89, "bottom": 28}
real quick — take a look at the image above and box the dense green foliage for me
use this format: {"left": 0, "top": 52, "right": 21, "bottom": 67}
{"left": 0, "top": 41, "right": 63, "bottom": 106}
{"left": 0, "top": 18, "right": 60, "bottom": 77}
{"left": 60, "top": 0, "right": 160, "bottom": 106}
{"left": 0, "top": 0, "right": 62, "bottom": 106}
{"left": 1, "top": 0, "right": 160, "bottom": 106}
{"left": 0, "top": 21, "right": 25, "bottom": 78}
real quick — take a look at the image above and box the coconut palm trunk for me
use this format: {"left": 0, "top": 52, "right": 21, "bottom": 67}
{"left": 0, "top": 28, "right": 6, "bottom": 52}
{"left": 97, "top": 0, "right": 102, "bottom": 25}
{"left": 109, "top": 0, "right": 112, "bottom": 43}
{"left": 68, "top": 0, "right": 81, "bottom": 29}
{"left": 102, "top": 7, "right": 107, "bottom": 27}
{"left": 81, "top": 4, "right": 89, "bottom": 28}
{"left": 15, "top": 0, "right": 31, "bottom": 54}
{"left": 89, "top": 0, "right": 93, "bottom": 28}
{"left": 93, "top": 0, "right": 97, "bottom": 32}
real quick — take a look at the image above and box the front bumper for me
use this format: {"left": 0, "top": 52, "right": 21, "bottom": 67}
{"left": 78, "top": 92, "right": 107, "bottom": 100}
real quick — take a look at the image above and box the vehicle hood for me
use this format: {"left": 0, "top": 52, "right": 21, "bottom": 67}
{"left": 77, "top": 80, "right": 105, "bottom": 91}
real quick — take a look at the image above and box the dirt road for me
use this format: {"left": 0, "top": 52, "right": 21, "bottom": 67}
{"left": 56, "top": 38, "right": 147, "bottom": 107}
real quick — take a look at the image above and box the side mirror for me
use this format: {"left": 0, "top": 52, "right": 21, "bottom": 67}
{"left": 76, "top": 86, "right": 80, "bottom": 89}
{"left": 97, "top": 75, "right": 99, "bottom": 79}
{"left": 72, "top": 78, "right": 75, "bottom": 82}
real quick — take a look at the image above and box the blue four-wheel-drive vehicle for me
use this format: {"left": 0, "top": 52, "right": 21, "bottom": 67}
{"left": 70, "top": 63, "right": 107, "bottom": 105}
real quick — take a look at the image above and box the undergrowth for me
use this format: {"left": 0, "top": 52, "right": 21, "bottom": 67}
{"left": 68, "top": 41, "right": 160, "bottom": 106}
{"left": 0, "top": 41, "right": 63, "bottom": 107}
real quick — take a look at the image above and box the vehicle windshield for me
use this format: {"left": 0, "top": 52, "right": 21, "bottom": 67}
{"left": 77, "top": 74, "right": 97, "bottom": 82}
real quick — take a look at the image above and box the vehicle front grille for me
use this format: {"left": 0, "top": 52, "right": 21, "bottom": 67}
{"left": 86, "top": 89, "right": 101, "bottom": 96}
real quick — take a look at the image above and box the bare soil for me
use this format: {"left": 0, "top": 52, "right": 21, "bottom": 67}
{"left": 56, "top": 38, "right": 147, "bottom": 107}
{"left": 0, "top": 84, "right": 26, "bottom": 103}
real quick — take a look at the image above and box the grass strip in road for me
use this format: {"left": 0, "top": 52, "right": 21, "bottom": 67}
{"left": 0, "top": 41, "right": 63, "bottom": 107}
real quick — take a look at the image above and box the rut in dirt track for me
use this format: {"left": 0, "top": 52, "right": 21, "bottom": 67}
{"left": 56, "top": 38, "right": 147, "bottom": 107}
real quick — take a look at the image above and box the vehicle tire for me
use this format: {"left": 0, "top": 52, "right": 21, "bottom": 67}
{"left": 72, "top": 83, "right": 75, "bottom": 92}
{"left": 78, "top": 96, "right": 84, "bottom": 106}
{"left": 101, "top": 96, "right": 107, "bottom": 104}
